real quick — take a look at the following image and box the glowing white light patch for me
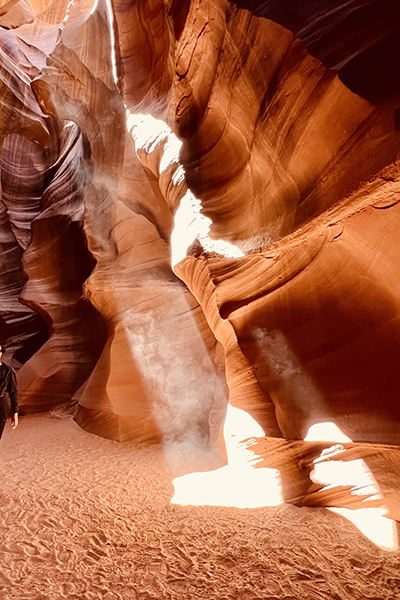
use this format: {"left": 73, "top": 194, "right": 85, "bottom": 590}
{"left": 171, "top": 191, "right": 245, "bottom": 266}
{"left": 126, "top": 113, "right": 173, "bottom": 155}
{"left": 170, "top": 191, "right": 211, "bottom": 267}
{"left": 313, "top": 458, "right": 381, "bottom": 498}
{"left": 105, "top": 0, "right": 118, "bottom": 85}
{"left": 126, "top": 111, "right": 245, "bottom": 265}
{"left": 305, "top": 422, "right": 398, "bottom": 552}
{"left": 171, "top": 406, "right": 283, "bottom": 508}
{"left": 305, "top": 422, "right": 352, "bottom": 443}
{"left": 159, "top": 133, "right": 182, "bottom": 174}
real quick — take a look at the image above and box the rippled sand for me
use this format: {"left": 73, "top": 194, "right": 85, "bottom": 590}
{"left": 0, "top": 413, "right": 399, "bottom": 600}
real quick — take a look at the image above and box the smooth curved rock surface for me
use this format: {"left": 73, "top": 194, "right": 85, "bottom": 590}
{"left": 176, "top": 171, "right": 400, "bottom": 445}
{"left": 0, "top": 38, "right": 51, "bottom": 371}
{"left": 28, "top": 11, "right": 225, "bottom": 443}
{"left": 0, "top": 0, "right": 399, "bottom": 480}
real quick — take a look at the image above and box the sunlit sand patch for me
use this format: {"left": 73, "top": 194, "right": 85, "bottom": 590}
{"left": 306, "top": 422, "right": 398, "bottom": 551}
{"left": 171, "top": 406, "right": 283, "bottom": 509}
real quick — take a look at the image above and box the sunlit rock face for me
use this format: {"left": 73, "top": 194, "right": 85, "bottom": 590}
{"left": 0, "top": 0, "right": 400, "bottom": 452}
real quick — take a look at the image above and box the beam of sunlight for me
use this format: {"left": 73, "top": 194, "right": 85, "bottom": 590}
{"left": 124, "top": 305, "right": 219, "bottom": 446}
{"left": 171, "top": 406, "right": 283, "bottom": 508}
{"left": 305, "top": 422, "right": 398, "bottom": 552}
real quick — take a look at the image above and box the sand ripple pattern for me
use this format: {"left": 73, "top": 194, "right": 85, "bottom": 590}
{"left": 0, "top": 414, "right": 399, "bottom": 600}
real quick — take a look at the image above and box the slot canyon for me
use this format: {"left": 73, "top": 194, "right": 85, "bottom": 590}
{"left": 0, "top": 0, "right": 400, "bottom": 598}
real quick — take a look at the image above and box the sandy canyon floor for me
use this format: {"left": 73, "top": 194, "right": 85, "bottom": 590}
{"left": 0, "top": 413, "right": 399, "bottom": 600}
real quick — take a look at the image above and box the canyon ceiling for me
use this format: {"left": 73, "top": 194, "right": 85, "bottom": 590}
{"left": 1, "top": 0, "right": 400, "bottom": 471}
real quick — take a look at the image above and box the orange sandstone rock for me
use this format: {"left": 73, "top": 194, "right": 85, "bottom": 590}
{"left": 0, "top": 0, "right": 399, "bottom": 462}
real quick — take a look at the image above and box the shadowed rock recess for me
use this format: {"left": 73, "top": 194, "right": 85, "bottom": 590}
{"left": 1, "top": 0, "right": 400, "bottom": 511}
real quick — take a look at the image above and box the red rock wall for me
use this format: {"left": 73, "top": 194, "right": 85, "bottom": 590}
{"left": 0, "top": 0, "right": 399, "bottom": 451}
{"left": 27, "top": 2, "right": 223, "bottom": 444}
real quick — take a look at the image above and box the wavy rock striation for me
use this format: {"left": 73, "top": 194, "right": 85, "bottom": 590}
{"left": 27, "top": 1, "right": 225, "bottom": 444}
{"left": 0, "top": 0, "right": 398, "bottom": 504}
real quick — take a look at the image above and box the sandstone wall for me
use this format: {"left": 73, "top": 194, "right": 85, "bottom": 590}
{"left": 0, "top": 0, "right": 399, "bottom": 452}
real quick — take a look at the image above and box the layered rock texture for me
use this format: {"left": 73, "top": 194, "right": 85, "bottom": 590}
{"left": 0, "top": 0, "right": 400, "bottom": 509}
